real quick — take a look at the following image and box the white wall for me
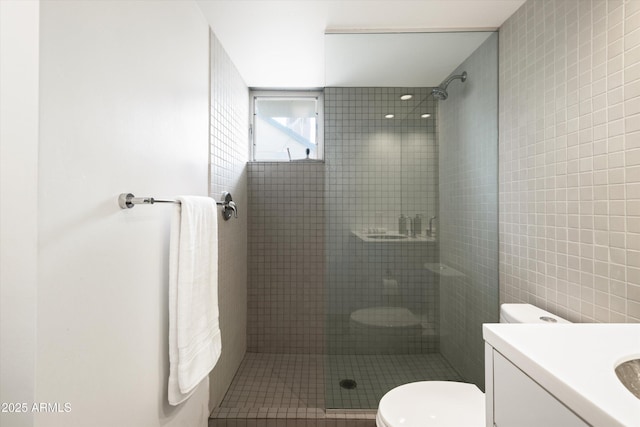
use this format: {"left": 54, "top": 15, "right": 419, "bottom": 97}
{"left": 36, "top": 1, "right": 210, "bottom": 426}
{"left": 0, "top": 2, "right": 39, "bottom": 427}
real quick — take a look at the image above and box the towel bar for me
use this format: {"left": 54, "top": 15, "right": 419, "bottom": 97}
{"left": 118, "top": 192, "right": 237, "bottom": 220}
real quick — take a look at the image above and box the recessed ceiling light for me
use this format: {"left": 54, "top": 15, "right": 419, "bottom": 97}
{"left": 385, "top": 114, "right": 395, "bottom": 119}
{"left": 400, "top": 94, "right": 413, "bottom": 101}
{"left": 421, "top": 113, "right": 431, "bottom": 118}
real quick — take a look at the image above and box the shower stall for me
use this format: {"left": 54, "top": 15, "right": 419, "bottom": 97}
{"left": 212, "top": 30, "right": 499, "bottom": 424}
{"left": 323, "top": 32, "right": 499, "bottom": 409}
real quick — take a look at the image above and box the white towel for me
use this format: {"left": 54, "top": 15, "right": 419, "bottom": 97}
{"left": 168, "top": 196, "right": 222, "bottom": 405}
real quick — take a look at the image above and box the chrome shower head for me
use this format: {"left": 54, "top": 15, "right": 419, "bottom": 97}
{"left": 431, "top": 71, "right": 468, "bottom": 101}
{"left": 431, "top": 87, "right": 448, "bottom": 100}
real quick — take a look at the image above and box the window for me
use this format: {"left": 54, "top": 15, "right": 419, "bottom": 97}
{"left": 250, "top": 90, "right": 323, "bottom": 161}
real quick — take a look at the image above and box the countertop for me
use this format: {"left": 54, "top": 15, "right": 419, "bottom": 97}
{"left": 483, "top": 323, "right": 640, "bottom": 427}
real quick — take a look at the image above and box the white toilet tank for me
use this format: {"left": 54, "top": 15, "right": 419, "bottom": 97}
{"left": 375, "top": 303, "right": 571, "bottom": 427}
{"left": 500, "top": 303, "right": 571, "bottom": 324}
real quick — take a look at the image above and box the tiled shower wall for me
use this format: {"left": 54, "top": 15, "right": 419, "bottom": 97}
{"left": 247, "top": 162, "right": 325, "bottom": 353}
{"left": 499, "top": 0, "right": 640, "bottom": 322}
{"left": 208, "top": 30, "right": 249, "bottom": 407}
{"left": 438, "top": 33, "right": 499, "bottom": 390}
{"left": 246, "top": 88, "right": 440, "bottom": 354}
{"left": 324, "top": 88, "right": 439, "bottom": 354}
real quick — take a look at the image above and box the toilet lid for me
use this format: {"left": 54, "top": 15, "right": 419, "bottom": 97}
{"left": 377, "top": 381, "right": 485, "bottom": 427}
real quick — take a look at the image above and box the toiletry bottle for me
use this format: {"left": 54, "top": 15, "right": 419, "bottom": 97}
{"left": 399, "top": 214, "right": 407, "bottom": 235}
{"left": 428, "top": 216, "right": 437, "bottom": 238}
{"left": 414, "top": 214, "right": 422, "bottom": 236}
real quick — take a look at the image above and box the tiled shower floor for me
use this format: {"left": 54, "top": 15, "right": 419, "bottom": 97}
{"left": 219, "top": 353, "right": 325, "bottom": 412}
{"left": 216, "top": 352, "right": 462, "bottom": 413}
{"left": 325, "top": 354, "right": 463, "bottom": 409}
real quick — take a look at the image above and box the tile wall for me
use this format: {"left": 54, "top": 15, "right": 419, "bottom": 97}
{"left": 208, "top": 30, "right": 249, "bottom": 407}
{"left": 499, "top": 0, "right": 640, "bottom": 322}
{"left": 246, "top": 88, "right": 441, "bottom": 355}
{"left": 438, "top": 33, "right": 499, "bottom": 390}
{"left": 247, "top": 162, "right": 325, "bottom": 353}
{"left": 324, "top": 87, "right": 440, "bottom": 354}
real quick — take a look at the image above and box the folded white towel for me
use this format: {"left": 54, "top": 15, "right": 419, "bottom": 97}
{"left": 168, "top": 196, "right": 222, "bottom": 405}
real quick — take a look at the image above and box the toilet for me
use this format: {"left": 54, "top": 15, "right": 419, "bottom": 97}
{"left": 375, "top": 303, "right": 570, "bottom": 427}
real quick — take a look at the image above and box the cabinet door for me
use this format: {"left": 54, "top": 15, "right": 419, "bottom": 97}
{"left": 493, "top": 351, "right": 589, "bottom": 427}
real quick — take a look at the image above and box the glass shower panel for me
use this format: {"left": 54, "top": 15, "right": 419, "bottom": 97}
{"left": 437, "top": 32, "right": 500, "bottom": 390}
{"left": 323, "top": 31, "right": 499, "bottom": 411}
{"left": 323, "top": 88, "right": 453, "bottom": 410}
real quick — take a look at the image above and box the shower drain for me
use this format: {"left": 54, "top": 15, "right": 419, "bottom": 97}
{"left": 339, "top": 379, "right": 357, "bottom": 390}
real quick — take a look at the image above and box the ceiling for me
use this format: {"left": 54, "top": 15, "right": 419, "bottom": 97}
{"left": 325, "top": 31, "right": 493, "bottom": 87}
{"left": 195, "top": 1, "right": 526, "bottom": 88}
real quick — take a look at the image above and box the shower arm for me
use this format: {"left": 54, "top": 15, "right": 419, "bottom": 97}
{"left": 439, "top": 71, "right": 467, "bottom": 90}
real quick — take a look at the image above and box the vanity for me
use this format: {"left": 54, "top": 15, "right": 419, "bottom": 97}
{"left": 483, "top": 324, "right": 640, "bottom": 427}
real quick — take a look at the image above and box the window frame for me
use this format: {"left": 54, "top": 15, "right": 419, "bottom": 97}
{"left": 250, "top": 89, "right": 324, "bottom": 162}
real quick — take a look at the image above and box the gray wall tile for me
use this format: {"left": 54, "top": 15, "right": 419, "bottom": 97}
{"left": 209, "top": 30, "right": 249, "bottom": 406}
{"left": 499, "top": 0, "right": 640, "bottom": 323}
{"left": 247, "top": 162, "right": 325, "bottom": 353}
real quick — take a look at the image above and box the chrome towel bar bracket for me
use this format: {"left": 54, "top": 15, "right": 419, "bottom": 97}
{"left": 118, "top": 192, "right": 238, "bottom": 221}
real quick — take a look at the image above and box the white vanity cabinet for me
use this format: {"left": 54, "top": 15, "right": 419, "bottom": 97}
{"left": 485, "top": 345, "right": 588, "bottom": 427}
{"left": 483, "top": 324, "right": 640, "bottom": 427}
